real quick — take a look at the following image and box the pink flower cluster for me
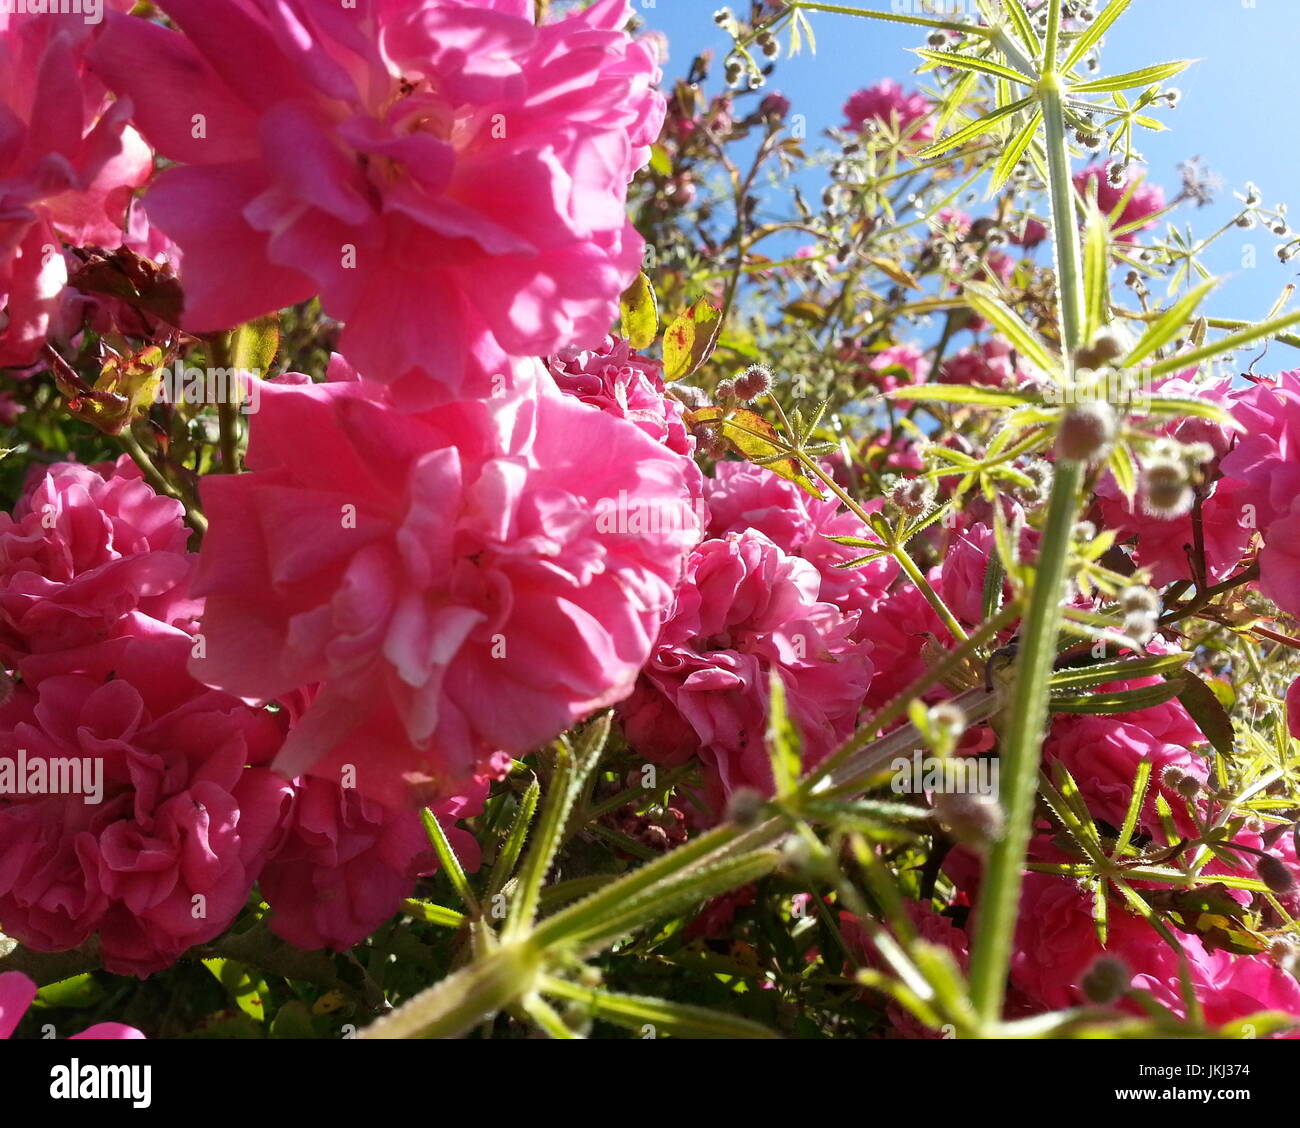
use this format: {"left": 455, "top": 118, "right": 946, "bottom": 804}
{"left": 843, "top": 79, "right": 934, "bottom": 143}
{"left": 91, "top": 0, "right": 665, "bottom": 407}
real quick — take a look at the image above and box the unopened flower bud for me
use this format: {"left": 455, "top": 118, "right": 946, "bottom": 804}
{"left": 1161, "top": 765, "right": 1187, "bottom": 791}
{"left": 726, "top": 786, "right": 765, "bottom": 829}
{"left": 1082, "top": 956, "right": 1130, "bottom": 1004}
{"left": 1056, "top": 401, "right": 1117, "bottom": 462}
{"left": 1141, "top": 459, "right": 1193, "bottom": 518}
{"left": 733, "top": 364, "right": 774, "bottom": 401}
{"left": 890, "top": 476, "right": 937, "bottom": 516}
{"left": 1257, "top": 854, "right": 1296, "bottom": 896}
{"left": 932, "top": 791, "right": 1004, "bottom": 849}
{"left": 1269, "top": 937, "right": 1299, "bottom": 973}
{"left": 715, "top": 378, "right": 738, "bottom": 403}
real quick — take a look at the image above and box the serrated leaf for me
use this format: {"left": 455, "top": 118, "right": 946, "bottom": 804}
{"left": 688, "top": 406, "right": 825, "bottom": 499}
{"left": 886, "top": 384, "right": 1032, "bottom": 407}
{"left": 989, "top": 108, "right": 1041, "bottom": 195}
{"left": 663, "top": 298, "right": 722, "bottom": 382}
{"left": 766, "top": 669, "right": 801, "bottom": 799}
{"left": 1071, "top": 59, "right": 1193, "bottom": 94}
{"left": 916, "top": 95, "right": 1035, "bottom": 160}
{"left": 1082, "top": 199, "right": 1111, "bottom": 339}
{"left": 1122, "top": 278, "right": 1218, "bottom": 367}
{"left": 962, "top": 284, "right": 1060, "bottom": 374}
{"left": 619, "top": 273, "right": 658, "bottom": 350}
{"left": 915, "top": 48, "right": 1033, "bottom": 86}
{"left": 1060, "top": 0, "right": 1132, "bottom": 74}
{"left": 1145, "top": 309, "right": 1300, "bottom": 380}
{"left": 1108, "top": 442, "right": 1139, "bottom": 504}
{"left": 1049, "top": 677, "right": 1186, "bottom": 714}
{"left": 1048, "top": 651, "right": 1191, "bottom": 692}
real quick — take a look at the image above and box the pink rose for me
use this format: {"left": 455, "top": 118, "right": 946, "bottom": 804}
{"left": 191, "top": 376, "right": 698, "bottom": 808}
{"left": 92, "top": 0, "right": 664, "bottom": 407}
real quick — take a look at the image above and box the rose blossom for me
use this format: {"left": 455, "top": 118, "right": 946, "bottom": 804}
{"left": 0, "top": 456, "right": 194, "bottom": 665}
{"left": 1074, "top": 162, "right": 1165, "bottom": 242}
{"left": 0, "top": 624, "right": 293, "bottom": 977}
{"left": 619, "top": 529, "right": 873, "bottom": 808}
{"left": 260, "top": 772, "right": 486, "bottom": 952}
{"left": 91, "top": 0, "right": 665, "bottom": 407}
{"left": 0, "top": 14, "right": 152, "bottom": 366}
{"left": 190, "top": 375, "right": 699, "bottom": 808}
{"left": 843, "top": 80, "right": 934, "bottom": 142}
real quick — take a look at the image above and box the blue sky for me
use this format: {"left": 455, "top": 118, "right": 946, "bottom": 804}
{"left": 641, "top": 0, "right": 1300, "bottom": 329}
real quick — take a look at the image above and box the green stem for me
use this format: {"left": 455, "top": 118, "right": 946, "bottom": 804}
{"left": 966, "top": 15, "right": 1089, "bottom": 1024}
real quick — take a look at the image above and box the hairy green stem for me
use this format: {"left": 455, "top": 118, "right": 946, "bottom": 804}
{"left": 966, "top": 10, "right": 1090, "bottom": 1025}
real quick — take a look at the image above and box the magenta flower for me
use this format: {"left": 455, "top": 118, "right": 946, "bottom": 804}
{"left": 843, "top": 79, "right": 934, "bottom": 143}
{"left": 1012, "top": 873, "right": 1300, "bottom": 1028}
{"left": 0, "top": 971, "right": 143, "bottom": 1039}
{"left": 190, "top": 377, "right": 699, "bottom": 808}
{"left": 619, "top": 529, "right": 873, "bottom": 808}
{"left": 260, "top": 771, "right": 485, "bottom": 952}
{"left": 704, "top": 460, "right": 897, "bottom": 620}
{"left": 0, "top": 456, "right": 195, "bottom": 665}
{"left": 1074, "top": 162, "right": 1165, "bottom": 242}
{"left": 1221, "top": 371, "right": 1300, "bottom": 617}
{"left": 0, "top": 624, "right": 293, "bottom": 977}
{"left": 548, "top": 334, "right": 701, "bottom": 493}
{"left": 91, "top": 0, "right": 665, "bottom": 407}
{"left": 0, "top": 15, "right": 152, "bottom": 366}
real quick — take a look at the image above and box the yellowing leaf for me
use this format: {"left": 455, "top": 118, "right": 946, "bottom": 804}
{"left": 688, "top": 406, "right": 825, "bottom": 500}
{"left": 663, "top": 298, "right": 723, "bottom": 382}
{"left": 619, "top": 273, "right": 659, "bottom": 350}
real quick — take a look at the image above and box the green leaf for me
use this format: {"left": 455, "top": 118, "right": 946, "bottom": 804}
{"left": 35, "top": 974, "right": 104, "bottom": 1010}
{"left": 401, "top": 899, "right": 467, "bottom": 929}
{"left": 1002, "top": 0, "right": 1041, "bottom": 56}
{"left": 1113, "top": 759, "right": 1153, "bottom": 857}
{"left": 228, "top": 314, "right": 279, "bottom": 376}
{"left": 201, "top": 958, "right": 269, "bottom": 1024}
{"left": 767, "top": 668, "right": 802, "bottom": 799}
{"left": 1176, "top": 670, "right": 1235, "bottom": 756}
{"left": 989, "top": 109, "right": 1041, "bottom": 195}
{"left": 269, "top": 1000, "right": 318, "bottom": 1039}
{"left": 1060, "top": 0, "right": 1133, "bottom": 75}
{"left": 539, "top": 976, "right": 779, "bottom": 1039}
{"left": 1082, "top": 199, "right": 1111, "bottom": 340}
{"left": 619, "top": 273, "right": 659, "bottom": 350}
{"left": 1145, "top": 309, "right": 1300, "bottom": 379}
{"left": 915, "top": 48, "right": 1033, "bottom": 86}
{"left": 422, "top": 806, "right": 479, "bottom": 914}
{"left": 886, "top": 384, "right": 1032, "bottom": 408}
{"left": 688, "top": 405, "right": 826, "bottom": 500}
{"left": 1122, "top": 278, "right": 1218, "bottom": 367}
{"left": 1048, "top": 651, "right": 1190, "bottom": 692}
{"left": 916, "top": 95, "right": 1035, "bottom": 160}
{"left": 486, "top": 777, "right": 540, "bottom": 899}
{"left": 663, "top": 298, "right": 722, "bottom": 381}
{"left": 504, "top": 714, "right": 610, "bottom": 939}
{"left": 1070, "top": 59, "right": 1193, "bottom": 94}
{"left": 1107, "top": 442, "right": 1139, "bottom": 504}
{"left": 1049, "top": 677, "right": 1186, "bottom": 714}
{"left": 962, "top": 284, "right": 1060, "bottom": 374}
